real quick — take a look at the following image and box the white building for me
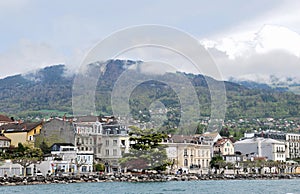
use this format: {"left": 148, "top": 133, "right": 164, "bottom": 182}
{"left": 234, "top": 138, "right": 286, "bottom": 162}
{"left": 73, "top": 116, "right": 130, "bottom": 172}
{"left": 47, "top": 143, "right": 94, "bottom": 175}
{"left": 285, "top": 133, "right": 300, "bottom": 159}
{"left": 249, "top": 132, "right": 300, "bottom": 160}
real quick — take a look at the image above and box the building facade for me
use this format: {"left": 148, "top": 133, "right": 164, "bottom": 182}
{"left": 73, "top": 116, "right": 130, "bottom": 172}
{"left": 234, "top": 138, "right": 286, "bottom": 162}
{"left": 1, "top": 122, "right": 42, "bottom": 147}
{"left": 214, "top": 138, "right": 235, "bottom": 156}
{"left": 163, "top": 135, "right": 211, "bottom": 173}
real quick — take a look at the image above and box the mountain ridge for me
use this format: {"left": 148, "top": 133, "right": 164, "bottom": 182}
{"left": 0, "top": 60, "right": 299, "bottom": 122}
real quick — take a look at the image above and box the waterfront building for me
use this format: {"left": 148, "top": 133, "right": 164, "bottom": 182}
{"left": 234, "top": 137, "right": 286, "bottom": 162}
{"left": 73, "top": 116, "right": 130, "bottom": 172}
{"left": 163, "top": 135, "right": 211, "bottom": 173}
{"left": 251, "top": 131, "right": 300, "bottom": 160}
{"left": 45, "top": 143, "right": 93, "bottom": 175}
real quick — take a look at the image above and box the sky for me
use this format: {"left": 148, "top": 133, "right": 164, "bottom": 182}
{"left": 1, "top": 0, "right": 300, "bottom": 83}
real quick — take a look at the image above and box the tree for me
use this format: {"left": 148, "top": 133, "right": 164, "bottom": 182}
{"left": 94, "top": 163, "right": 105, "bottom": 172}
{"left": 119, "top": 127, "right": 169, "bottom": 171}
{"left": 219, "top": 128, "right": 230, "bottom": 137}
{"left": 39, "top": 141, "right": 51, "bottom": 154}
{"left": 6, "top": 143, "right": 44, "bottom": 176}
{"left": 210, "top": 155, "right": 225, "bottom": 173}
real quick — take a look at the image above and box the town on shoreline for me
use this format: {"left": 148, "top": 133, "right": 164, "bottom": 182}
{"left": 1, "top": 114, "right": 300, "bottom": 181}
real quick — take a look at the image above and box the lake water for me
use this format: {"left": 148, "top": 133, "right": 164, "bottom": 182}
{"left": 0, "top": 179, "right": 299, "bottom": 194}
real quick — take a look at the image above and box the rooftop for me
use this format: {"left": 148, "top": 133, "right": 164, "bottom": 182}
{"left": 0, "top": 115, "right": 13, "bottom": 122}
{"left": 235, "top": 137, "right": 284, "bottom": 145}
{"left": 1, "top": 122, "right": 42, "bottom": 133}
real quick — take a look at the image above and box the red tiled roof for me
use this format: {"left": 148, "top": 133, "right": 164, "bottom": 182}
{"left": 0, "top": 115, "right": 12, "bottom": 122}
{"left": 215, "top": 138, "right": 232, "bottom": 146}
{"left": 0, "top": 135, "right": 11, "bottom": 141}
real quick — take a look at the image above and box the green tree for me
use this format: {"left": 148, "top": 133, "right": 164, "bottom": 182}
{"left": 119, "top": 127, "right": 169, "bottom": 171}
{"left": 39, "top": 141, "right": 51, "bottom": 155}
{"left": 2, "top": 143, "right": 44, "bottom": 176}
{"left": 210, "top": 155, "right": 225, "bottom": 172}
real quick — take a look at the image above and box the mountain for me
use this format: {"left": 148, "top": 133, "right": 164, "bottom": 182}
{"left": 0, "top": 60, "right": 300, "bottom": 122}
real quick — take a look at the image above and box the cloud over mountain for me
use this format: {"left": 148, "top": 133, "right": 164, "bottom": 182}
{"left": 201, "top": 25, "right": 300, "bottom": 81}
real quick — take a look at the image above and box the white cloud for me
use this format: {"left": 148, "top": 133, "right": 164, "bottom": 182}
{"left": 201, "top": 24, "right": 300, "bottom": 81}
{"left": 201, "top": 25, "right": 300, "bottom": 59}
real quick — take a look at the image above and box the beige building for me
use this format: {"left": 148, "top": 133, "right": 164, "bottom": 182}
{"left": 1, "top": 122, "right": 42, "bottom": 147}
{"left": 163, "top": 135, "right": 211, "bottom": 173}
{"left": 214, "top": 138, "right": 235, "bottom": 156}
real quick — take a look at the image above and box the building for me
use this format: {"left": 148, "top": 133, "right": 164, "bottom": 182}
{"left": 196, "top": 132, "right": 222, "bottom": 157}
{"left": 1, "top": 122, "right": 42, "bottom": 147}
{"left": 285, "top": 133, "right": 300, "bottom": 159}
{"left": 36, "top": 118, "right": 75, "bottom": 147}
{"left": 252, "top": 131, "right": 300, "bottom": 160}
{"left": 0, "top": 134, "right": 11, "bottom": 151}
{"left": 234, "top": 137, "right": 286, "bottom": 162}
{"left": 73, "top": 116, "right": 130, "bottom": 172}
{"left": 163, "top": 135, "right": 211, "bottom": 173}
{"left": 213, "top": 138, "right": 235, "bottom": 156}
{"left": 47, "top": 143, "right": 93, "bottom": 175}
{"left": 0, "top": 160, "right": 23, "bottom": 177}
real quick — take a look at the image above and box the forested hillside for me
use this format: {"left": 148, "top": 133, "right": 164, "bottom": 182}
{"left": 0, "top": 60, "right": 299, "bottom": 122}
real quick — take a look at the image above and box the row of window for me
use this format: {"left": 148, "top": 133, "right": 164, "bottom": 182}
{"left": 76, "top": 125, "right": 102, "bottom": 135}
{"left": 183, "top": 149, "right": 210, "bottom": 157}
{"left": 105, "top": 149, "right": 118, "bottom": 156}
{"left": 287, "top": 135, "right": 300, "bottom": 141}
{"left": 184, "top": 159, "right": 209, "bottom": 168}
{"left": 289, "top": 142, "right": 300, "bottom": 147}
{"left": 77, "top": 138, "right": 127, "bottom": 147}
{"left": 276, "top": 154, "right": 285, "bottom": 158}
{"left": 0, "top": 141, "right": 10, "bottom": 147}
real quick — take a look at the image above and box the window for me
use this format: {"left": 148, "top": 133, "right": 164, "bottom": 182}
{"left": 184, "top": 159, "right": 188, "bottom": 167}
{"left": 90, "top": 139, "right": 93, "bottom": 145}
{"left": 113, "top": 149, "right": 117, "bottom": 156}
{"left": 121, "top": 140, "right": 126, "bottom": 147}
{"left": 106, "top": 140, "right": 109, "bottom": 146}
{"left": 184, "top": 149, "right": 188, "bottom": 156}
{"left": 113, "top": 140, "right": 118, "bottom": 146}
{"left": 98, "top": 147, "right": 101, "bottom": 154}
{"left": 105, "top": 149, "right": 109, "bottom": 156}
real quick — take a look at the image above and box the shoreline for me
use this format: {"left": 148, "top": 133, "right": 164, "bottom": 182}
{"left": 0, "top": 173, "right": 300, "bottom": 186}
